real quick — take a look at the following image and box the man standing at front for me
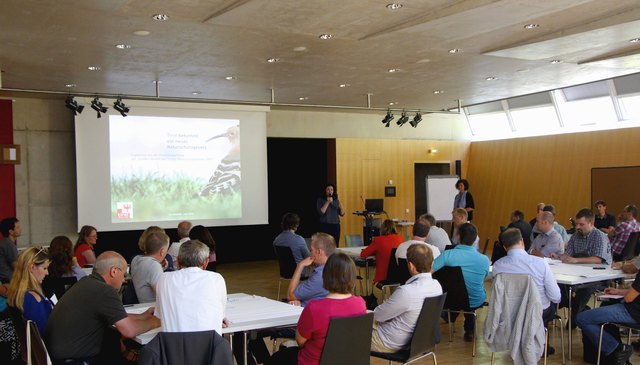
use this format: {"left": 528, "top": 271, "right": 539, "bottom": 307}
{"left": 46, "top": 252, "right": 160, "bottom": 364}
{"left": 288, "top": 232, "right": 335, "bottom": 306}
{"left": 609, "top": 205, "right": 640, "bottom": 261}
{"left": 0, "top": 217, "right": 21, "bottom": 283}
{"left": 493, "top": 228, "right": 561, "bottom": 353}
{"left": 371, "top": 244, "right": 442, "bottom": 352}
{"left": 156, "top": 240, "right": 228, "bottom": 333}
{"left": 553, "top": 208, "right": 612, "bottom": 327}
{"left": 433, "top": 223, "right": 489, "bottom": 341}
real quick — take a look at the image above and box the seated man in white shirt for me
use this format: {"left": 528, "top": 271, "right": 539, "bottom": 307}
{"left": 130, "top": 231, "right": 170, "bottom": 303}
{"left": 167, "top": 220, "right": 192, "bottom": 265}
{"left": 372, "top": 244, "right": 443, "bottom": 352}
{"left": 156, "top": 239, "right": 228, "bottom": 334}
{"left": 395, "top": 222, "right": 441, "bottom": 262}
{"left": 418, "top": 213, "right": 451, "bottom": 252}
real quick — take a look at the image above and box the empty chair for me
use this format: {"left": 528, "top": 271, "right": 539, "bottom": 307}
{"left": 375, "top": 248, "right": 402, "bottom": 301}
{"left": 345, "top": 234, "right": 364, "bottom": 247}
{"left": 319, "top": 312, "right": 374, "bottom": 365}
{"left": 620, "top": 231, "right": 640, "bottom": 261}
{"left": 274, "top": 246, "right": 297, "bottom": 300}
{"left": 41, "top": 276, "right": 77, "bottom": 300}
{"left": 26, "top": 320, "right": 52, "bottom": 365}
{"left": 371, "top": 293, "right": 447, "bottom": 365}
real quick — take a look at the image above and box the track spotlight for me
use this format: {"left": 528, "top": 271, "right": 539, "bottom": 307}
{"left": 381, "top": 110, "right": 394, "bottom": 127}
{"left": 91, "top": 96, "right": 108, "bottom": 118}
{"left": 113, "top": 97, "right": 130, "bottom": 117}
{"left": 65, "top": 96, "right": 84, "bottom": 115}
{"left": 396, "top": 111, "right": 409, "bottom": 127}
{"left": 410, "top": 112, "right": 422, "bottom": 128}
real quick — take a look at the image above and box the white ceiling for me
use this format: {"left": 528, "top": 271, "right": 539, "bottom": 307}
{"left": 1, "top": 0, "right": 639, "bottom": 111}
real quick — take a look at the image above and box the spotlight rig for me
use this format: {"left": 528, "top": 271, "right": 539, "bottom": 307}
{"left": 410, "top": 112, "right": 422, "bottom": 128}
{"left": 113, "top": 97, "right": 130, "bottom": 117}
{"left": 381, "top": 110, "right": 394, "bottom": 127}
{"left": 91, "top": 96, "right": 108, "bottom": 118}
{"left": 64, "top": 96, "right": 84, "bottom": 115}
{"left": 396, "top": 111, "right": 409, "bottom": 127}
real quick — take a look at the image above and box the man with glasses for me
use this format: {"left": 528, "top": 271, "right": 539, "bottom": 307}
{"left": 46, "top": 251, "right": 160, "bottom": 364}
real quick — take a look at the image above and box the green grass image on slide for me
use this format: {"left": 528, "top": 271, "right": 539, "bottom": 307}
{"left": 111, "top": 175, "right": 241, "bottom": 221}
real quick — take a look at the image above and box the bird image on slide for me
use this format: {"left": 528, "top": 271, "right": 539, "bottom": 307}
{"left": 198, "top": 125, "right": 241, "bottom": 197}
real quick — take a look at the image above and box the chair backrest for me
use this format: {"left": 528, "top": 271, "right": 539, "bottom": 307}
{"left": 345, "top": 234, "right": 364, "bottom": 247}
{"left": 26, "top": 320, "right": 52, "bottom": 365}
{"left": 482, "top": 238, "right": 490, "bottom": 254}
{"left": 621, "top": 231, "right": 640, "bottom": 260}
{"left": 385, "top": 248, "right": 402, "bottom": 283}
{"left": 396, "top": 258, "right": 411, "bottom": 284}
{"left": 432, "top": 266, "right": 471, "bottom": 310}
{"left": 41, "top": 276, "right": 77, "bottom": 299}
{"left": 319, "top": 312, "right": 373, "bottom": 365}
{"left": 121, "top": 282, "right": 139, "bottom": 305}
{"left": 139, "top": 330, "right": 233, "bottom": 365}
{"left": 274, "top": 245, "right": 297, "bottom": 279}
{"left": 407, "top": 294, "right": 447, "bottom": 359}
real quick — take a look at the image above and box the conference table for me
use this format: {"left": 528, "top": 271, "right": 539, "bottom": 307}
{"left": 545, "top": 260, "right": 626, "bottom": 360}
{"left": 336, "top": 246, "right": 375, "bottom": 294}
{"left": 128, "top": 293, "right": 303, "bottom": 365}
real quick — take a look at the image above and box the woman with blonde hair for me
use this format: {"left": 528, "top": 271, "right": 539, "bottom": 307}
{"left": 7, "top": 247, "right": 53, "bottom": 334}
{"left": 74, "top": 225, "right": 98, "bottom": 267}
{"left": 138, "top": 226, "right": 174, "bottom": 271}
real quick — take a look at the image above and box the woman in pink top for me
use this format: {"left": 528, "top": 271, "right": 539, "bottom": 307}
{"left": 73, "top": 225, "right": 97, "bottom": 267}
{"left": 266, "top": 252, "right": 366, "bottom": 365}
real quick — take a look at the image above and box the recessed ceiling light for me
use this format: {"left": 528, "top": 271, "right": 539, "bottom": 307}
{"left": 433, "top": 90, "right": 444, "bottom": 94}
{"left": 152, "top": 14, "right": 169, "bottom": 21}
{"left": 293, "top": 46, "right": 307, "bottom": 52}
{"left": 630, "top": 38, "right": 640, "bottom": 43}
{"left": 339, "top": 83, "right": 350, "bottom": 88}
{"left": 87, "top": 66, "right": 101, "bottom": 71}
{"left": 318, "top": 34, "right": 332, "bottom": 40}
{"left": 225, "top": 76, "right": 235, "bottom": 80}
{"left": 388, "top": 68, "right": 399, "bottom": 73}
{"left": 115, "top": 44, "right": 131, "bottom": 49}
{"left": 448, "top": 48, "right": 460, "bottom": 54}
{"left": 298, "top": 97, "right": 308, "bottom": 101}
{"left": 152, "top": 80, "right": 162, "bottom": 84}
{"left": 267, "top": 58, "right": 280, "bottom": 63}
{"left": 388, "top": 102, "right": 398, "bottom": 105}
{"left": 417, "top": 58, "right": 431, "bottom": 64}
{"left": 550, "top": 59, "right": 562, "bottom": 64}
{"left": 65, "top": 83, "right": 76, "bottom": 88}
{"left": 133, "top": 30, "right": 151, "bottom": 36}
{"left": 524, "top": 23, "right": 539, "bottom": 29}
{"left": 485, "top": 76, "right": 497, "bottom": 81}
{"left": 192, "top": 91, "right": 201, "bottom": 95}
{"left": 386, "top": 3, "right": 403, "bottom": 10}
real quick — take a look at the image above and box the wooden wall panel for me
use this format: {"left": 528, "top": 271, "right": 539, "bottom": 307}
{"left": 336, "top": 138, "right": 471, "bottom": 239}
{"left": 467, "top": 127, "right": 640, "bottom": 249}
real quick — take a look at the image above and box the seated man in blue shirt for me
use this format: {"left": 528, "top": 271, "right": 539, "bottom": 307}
{"left": 493, "top": 228, "right": 561, "bottom": 353}
{"left": 372, "top": 244, "right": 442, "bottom": 352}
{"left": 433, "top": 223, "right": 490, "bottom": 341}
{"left": 287, "top": 232, "right": 335, "bottom": 306}
{"left": 273, "top": 212, "right": 310, "bottom": 264}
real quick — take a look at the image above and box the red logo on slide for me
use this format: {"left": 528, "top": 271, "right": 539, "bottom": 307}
{"left": 117, "top": 202, "right": 134, "bottom": 219}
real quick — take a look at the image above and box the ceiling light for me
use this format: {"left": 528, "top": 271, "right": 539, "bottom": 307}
{"left": 133, "top": 30, "right": 151, "bottom": 36}
{"left": 396, "top": 111, "right": 409, "bottom": 127}
{"left": 267, "top": 58, "right": 280, "bottom": 63}
{"left": 524, "top": 23, "right": 539, "bottom": 29}
{"left": 64, "top": 83, "right": 76, "bottom": 88}
{"left": 629, "top": 38, "right": 640, "bottom": 43}
{"left": 448, "top": 48, "right": 460, "bottom": 54}
{"left": 90, "top": 96, "right": 108, "bottom": 118}
{"left": 293, "top": 46, "right": 307, "bottom": 52}
{"left": 65, "top": 96, "right": 84, "bottom": 115}
{"left": 381, "top": 110, "right": 394, "bottom": 127}
{"left": 318, "top": 34, "right": 332, "bottom": 40}
{"left": 485, "top": 76, "right": 497, "bottom": 81}
{"left": 388, "top": 102, "right": 398, "bottom": 106}
{"left": 113, "top": 97, "right": 130, "bottom": 117}
{"left": 386, "top": 3, "right": 403, "bottom": 10}
{"left": 225, "top": 76, "right": 235, "bottom": 80}
{"left": 388, "top": 68, "right": 399, "bottom": 73}
{"left": 152, "top": 14, "right": 169, "bottom": 21}
{"left": 87, "top": 66, "right": 101, "bottom": 71}
{"left": 298, "top": 97, "right": 308, "bottom": 101}
{"left": 410, "top": 113, "right": 422, "bottom": 128}
{"left": 192, "top": 91, "right": 201, "bottom": 95}
{"left": 115, "top": 44, "right": 131, "bottom": 49}
{"left": 550, "top": 59, "right": 562, "bottom": 64}
{"left": 433, "top": 90, "right": 443, "bottom": 94}
{"left": 339, "top": 83, "right": 350, "bottom": 88}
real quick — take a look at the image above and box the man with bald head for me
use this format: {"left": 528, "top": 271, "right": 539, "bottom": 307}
{"left": 168, "top": 220, "right": 192, "bottom": 264}
{"left": 46, "top": 251, "right": 160, "bottom": 364}
{"left": 530, "top": 211, "right": 564, "bottom": 257}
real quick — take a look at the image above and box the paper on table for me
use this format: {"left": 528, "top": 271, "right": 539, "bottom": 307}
{"left": 597, "top": 294, "right": 624, "bottom": 300}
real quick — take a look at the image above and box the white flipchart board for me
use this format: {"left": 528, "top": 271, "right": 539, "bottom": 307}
{"left": 426, "top": 175, "right": 459, "bottom": 221}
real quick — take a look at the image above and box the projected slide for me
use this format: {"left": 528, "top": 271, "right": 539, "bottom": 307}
{"left": 109, "top": 115, "right": 241, "bottom": 223}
